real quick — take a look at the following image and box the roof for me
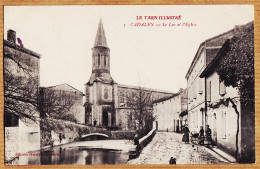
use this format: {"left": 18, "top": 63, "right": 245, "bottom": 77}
{"left": 153, "top": 93, "right": 180, "bottom": 104}
{"left": 200, "top": 21, "right": 254, "bottom": 78}
{"left": 118, "top": 84, "right": 174, "bottom": 95}
{"left": 200, "top": 39, "right": 230, "bottom": 78}
{"left": 87, "top": 72, "right": 116, "bottom": 85}
{"left": 4, "top": 39, "right": 41, "bottom": 58}
{"left": 185, "top": 27, "right": 236, "bottom": 79}
{"left": 94, "top": 18, "right": 108, "bottom": 48}
{"left": 42, "top": 83, "right": 83, "bottom": 94}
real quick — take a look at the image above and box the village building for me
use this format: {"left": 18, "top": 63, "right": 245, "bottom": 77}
{"left": 40, "top": 84, "right": 85, "bottom": 124}
{"left": 153, "top": 88, "right": 188, "bottom": 132}
{"left": 185, "top": 27, "right": 237, "bottom": 133}
{"left": 84, "top": 19, "right": 173, "bottom": 131}
{"left": 200, "top": 21, "right": 254, "bottom": 163}
{"left": 39, "top": 84, "right": 85, "bottom": 147}
{"left": 4, "top": 30, "right": 41, "bottom": 163}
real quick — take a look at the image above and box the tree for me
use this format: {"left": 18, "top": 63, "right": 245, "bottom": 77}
{"left": 215, "top": 22, "right": 254, "bottom": 162}
{"left": 126, "top": 87, "right": 155, "bottom": 138}
{"left": 4, "top": 45, "right": 77, "bottom": 126}
{"left": 4, "top": 46, "right": 40, "bottom": 125}
{"left": 39, "top": 87, "right": 78, "bottom": 123}
{"left": 216, "top": 22, "right": 254, "bottom": 108}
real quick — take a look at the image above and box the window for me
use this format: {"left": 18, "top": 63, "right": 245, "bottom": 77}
{"left": 98, "top": 54, "right": 101, "bottom": 66}
{"left": 219, "top": 80, "right": 226, "bottom": 96}
{"left": 130, "top": 112, "right": 132, "bottom": 120}
{"left": 198, "top": 78, "right": 203, "bottom": 94}
{"left": 221, "top": 111, "right": 226, "bottom": 139}
{"left": 5, "top": 113, "right": 19, "bottom": 127}
{"left": 104, "top": 55, "right": 106, "bottom": 66}
{"left": 207, "top": 80, "right": 211, "bottom": 102}
{"left": 193, "top": 81, "right": 197, "bottom": 99}
{"left": 120, "top": 92, "right": 124, "bottom": 103}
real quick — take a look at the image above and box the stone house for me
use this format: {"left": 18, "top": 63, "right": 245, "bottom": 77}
{"left": 153, "top": 89, "right": 188, "bottom": 132}
{"left": 185, "top": 26, "right": 236, "bottom": 132}
{"left": 40, "top": 84, "right": 85, "bottom": 124}
{"left": 84, "top": 19, "right": 173, "bottom": 131}
{"left": 4, "top": 30, "right": 41, "bottom": 163}
{"left": 200, "top": 21, "right": 254, "bottom": 163}
{"left": 39, "top": 84, "right": 85, "bottom": 148}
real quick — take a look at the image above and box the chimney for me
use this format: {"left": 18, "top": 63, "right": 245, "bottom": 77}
{"left": 7, "top": 29, "right": 16, "bottom": 43}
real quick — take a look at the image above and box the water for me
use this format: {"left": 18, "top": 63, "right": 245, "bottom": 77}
{"left": 16, "top": 146, "right": 129, "bottom": 165}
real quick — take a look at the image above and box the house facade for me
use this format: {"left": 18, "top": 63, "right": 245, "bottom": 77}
{"left": 201, "top": 62, "right": 241, "bottom": 159}
{"left": 185, "top": 28, "right": 236, "bottom": 132}
{"left": 153, "top": 89, "right": 187, "bottom": 132}
{"left": 4, "top": 30, "right": 41, "bottom": 163}
{"left": 40, "top": 84, "right": 85, "bottom": 124}
{"left": 200, "top": 21, "right": 254, "bottom": 163}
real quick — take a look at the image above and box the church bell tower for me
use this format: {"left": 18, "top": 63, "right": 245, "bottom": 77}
{"left": 85, "top": 18, "right": 116, "bottom": 126}
{"left": 90, "top": 19, "right": 112, "bottom": 82}
{"left": 86, "top": 19, "right": 114, "bottom": 85}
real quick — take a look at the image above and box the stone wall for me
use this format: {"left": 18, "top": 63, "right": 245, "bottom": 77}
{"left": 5, "top": 127, "right": 19, "bottom": 162}
{"left": 41, "top": 119, "right": 91, "bottom": 148}
{"left": 110, "top": 130, "right": 136, "bottom": 139}
{"left": 40, "top": 84, "right": 85, "bottom": 124}
{"left": 4, "top": 32, "right": 41, "bottom": 164}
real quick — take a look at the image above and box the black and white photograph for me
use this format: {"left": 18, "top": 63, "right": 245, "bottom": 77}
{"left": 4, "top": 5, "right": 255, "bottom": 165}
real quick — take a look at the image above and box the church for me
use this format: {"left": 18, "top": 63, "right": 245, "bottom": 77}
{"left": 84, "top": 19, "right": 174, "bottom": 131}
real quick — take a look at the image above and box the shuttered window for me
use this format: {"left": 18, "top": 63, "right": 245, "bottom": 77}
{"left": 193, "top": 80, "right": 197, "bottom": 99}
{"left": 207, "top": 80, "right": 211, "bottom": 102}
{"left": 221, "top": 111, "right": 226, "bottom": 139}
{"left": 198, "top": 78, "right": 203, "bottom": 94}
{"left": 219, "top": 80, "right": 226, "bottom": 96}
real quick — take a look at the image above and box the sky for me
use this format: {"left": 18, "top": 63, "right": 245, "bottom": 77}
{"left": 4, "top": 5, "right": 254, "bottom": 93}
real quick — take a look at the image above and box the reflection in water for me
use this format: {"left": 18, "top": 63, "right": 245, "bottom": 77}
{"left": 23, "top": 146, "right": 129, "bottom": 165}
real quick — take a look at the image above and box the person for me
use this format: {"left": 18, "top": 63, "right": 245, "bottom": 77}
{"left": 59, "top": 133, "right": 62, "bottom": 143}
{"left": 169, "top": 157, "right": 176, "bottom": 164}
{"left": 181, "top": 125, "right": 184, "bottom": 133}
{"left": 205, "top": 125, "right": 212, "bottom": 147}
{"left": 133, "top": 134, "right": 139, "bottom": 145}
{"left": 182, "top": 124, "right": 190, "bottom": 144}
{"left": 133, "top": 134, "right": 141, "bottom": 154}
{"left": 198, "top": 126, "right": 204, "bottom": 145}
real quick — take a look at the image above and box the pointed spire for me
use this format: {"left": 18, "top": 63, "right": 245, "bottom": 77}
{"left": 94, "top": 18, "right": 108, "bottom": 47}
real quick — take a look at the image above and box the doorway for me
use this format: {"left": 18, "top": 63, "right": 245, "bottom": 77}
{"left": 102, "top": 110, "right": 109, "bottom": 126}
{"left": 212, "top": 113, "right": 217, "bottom": 145}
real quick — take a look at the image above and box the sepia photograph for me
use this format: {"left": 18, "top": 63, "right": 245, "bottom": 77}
{"left": 3, "top": 5, "right": 255, "bottom": 165}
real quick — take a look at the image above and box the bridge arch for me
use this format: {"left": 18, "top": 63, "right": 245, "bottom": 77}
{"left": 81, "top": 133, "right": 109, "bottom": 141}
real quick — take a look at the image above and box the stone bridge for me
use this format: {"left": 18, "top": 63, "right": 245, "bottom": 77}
{"left": 79, "top": 125, "right": 111, "bottom": 140}
{"left": 78, "top": 124, "right": 136, "bottom": 140}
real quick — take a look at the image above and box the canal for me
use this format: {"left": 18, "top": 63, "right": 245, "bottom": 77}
{"left": 14, "top": 140, "right": 133, "bottom": 165}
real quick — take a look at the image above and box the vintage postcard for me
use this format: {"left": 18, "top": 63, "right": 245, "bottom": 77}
{"left": 3, "top": 5, "right": 255, "bottom": 165}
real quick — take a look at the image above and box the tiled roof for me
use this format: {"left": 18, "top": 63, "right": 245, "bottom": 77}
{"left": 4, "top": 39, "right": 41, "bottom": 58}
{"left": 205, "top": 48, "right": 222, "bottom": 66}
{"left": 185, "top": 26, "right": 236, "bottom": 79}
{"left": 153, "top": 93, "right": 180, "bottom": 104}
{"left": 200, "top": 21, "right": 254, "bottom": 78}
{"left": 42, "top": 84, "right": 83, "bottom": 94}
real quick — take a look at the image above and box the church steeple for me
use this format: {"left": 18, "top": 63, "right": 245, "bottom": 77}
{"left": 94, "top": 18, "right": 108, "bottom": 48}
{"left": 87, "top": 18, "right": 114, "bottom": 85}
